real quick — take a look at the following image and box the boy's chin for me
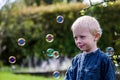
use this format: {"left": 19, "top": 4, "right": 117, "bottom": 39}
{"left": 79, "top": 48, "right": 86, "bottom": 51}
{"left": 79, "top": 48, "right": 90, "bottom": 52}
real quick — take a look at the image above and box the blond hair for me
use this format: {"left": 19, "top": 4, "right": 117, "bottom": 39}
{"left": 71, "top": 15, "right": 102, "bottom": 36}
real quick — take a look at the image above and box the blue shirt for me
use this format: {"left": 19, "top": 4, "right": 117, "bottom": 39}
{"left": 65, "top": 49, "right": 116, "bottom": 80}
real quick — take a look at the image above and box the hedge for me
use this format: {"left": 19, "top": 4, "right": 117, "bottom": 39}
{"left": 0, "top": 1, "right": 120, "bottom": 65}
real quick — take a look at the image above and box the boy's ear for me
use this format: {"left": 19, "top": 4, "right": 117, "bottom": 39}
{"left": 94, "top": 33, "right": 101, "bottom": 41}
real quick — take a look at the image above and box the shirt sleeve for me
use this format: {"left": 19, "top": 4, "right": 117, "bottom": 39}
{"left": 64, "top": 56, "right": 79, "bottom": 80}
{"left": 101, "top": 56, "right": 116, "bottom": 80}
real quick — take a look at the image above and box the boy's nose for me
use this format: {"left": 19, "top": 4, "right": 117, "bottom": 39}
{"left": 76, "top": 39, "right": 82, "bottom": 44}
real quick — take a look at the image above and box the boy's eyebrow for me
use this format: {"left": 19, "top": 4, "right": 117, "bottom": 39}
{"left": 73, "top": 34, "right": 85, "bottom": 38}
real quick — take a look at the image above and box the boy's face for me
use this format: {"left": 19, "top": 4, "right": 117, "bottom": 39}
{"left": 72, "top": 27, "right": 99, "bottom": 53}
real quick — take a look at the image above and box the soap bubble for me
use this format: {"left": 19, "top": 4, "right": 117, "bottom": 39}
{"left": 56, "top": 15, "right": 64, "bottom": 23}
{"left": 46, "top": 34, "right": 54, "bottom": 43}
{"left": 18, "top": 38, "right": 25, "bottom": 46}
{"left": 46, "top": 48, "right": 54, "bottom": 57}
{"left": 9, "top": 56, "right": 16, "bottom": 64}
{"left": 53, "top": 51, "right": 59, "bottom": 58}
{"left": 105, "top": 47, "right": 114, "bottom": 56}
{"left": 53, "top": 71, "right": 60, "bottom": 79}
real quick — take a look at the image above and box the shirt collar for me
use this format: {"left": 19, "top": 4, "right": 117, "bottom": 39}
{"left": 84, "top": 48, "right": 100, "bottom": 56}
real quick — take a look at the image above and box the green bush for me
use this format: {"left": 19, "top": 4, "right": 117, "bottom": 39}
{"left": 0, "top": 1, "right": 120, "bottom": 65}
{"left": 0, "top": 61, "right": 3, "bottom": 67}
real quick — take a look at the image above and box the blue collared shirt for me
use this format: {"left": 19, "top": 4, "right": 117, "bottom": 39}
{"left": 65, "top": 49, "right": 116, "bottom": 80}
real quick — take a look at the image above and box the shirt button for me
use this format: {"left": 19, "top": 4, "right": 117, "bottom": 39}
{"left": 80, "top": 76, "right": 83, "bottom": 80}
{"left": 82, "top": 63, "right": 85, "bottom": 66}
{"left": 81, "top": 70, "right": 84, "bottom": 73}
{"left": 82, "top": 66, "right": 85, "bottom": 69}
{"left": 83, "top": 60, "right": 86, "bottom": 64}
{"left": 80, "top": 73, "right": 84, "bottom": 77}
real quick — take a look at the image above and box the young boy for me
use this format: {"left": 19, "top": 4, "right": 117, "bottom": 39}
{"left": 65, "top": 15, "right": 116, "bottom": 80}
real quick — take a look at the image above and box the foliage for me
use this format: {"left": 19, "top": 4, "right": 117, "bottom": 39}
{"left": 0, "top": 2, "right": 86, "bottom": 65}
{"left": 85, "top": 1, "right": 120, "bottom": 54}
{"left": 0, "top": 61, "right": 3, "bottom": 67}
{"left": 0, "top": 1, "right": 120, "bottom": 65}
{"left": 23, "top": 0, "right": 83, "bottom": 6}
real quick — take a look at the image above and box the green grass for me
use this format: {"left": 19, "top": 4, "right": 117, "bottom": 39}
{"left": 0, "top": 71, "right": 64, "bottom": 80}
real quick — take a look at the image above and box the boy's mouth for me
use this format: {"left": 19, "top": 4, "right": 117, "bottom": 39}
{"left": 78, "top": 44, "right": 85, "bottom": 48}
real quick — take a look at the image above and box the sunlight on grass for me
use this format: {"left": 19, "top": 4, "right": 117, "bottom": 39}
{"left": 0, "top": 71, "right": 64, "bottom": 80}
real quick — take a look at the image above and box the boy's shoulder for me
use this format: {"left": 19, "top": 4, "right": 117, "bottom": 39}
{"left": 98, "top": 49, "right": 109, "bottom": 57}
{"left": 96, "top": 49, "right": 112, "bottom": 62}
{"left": 71, "top": 49, "right": 111, "bottom": 62}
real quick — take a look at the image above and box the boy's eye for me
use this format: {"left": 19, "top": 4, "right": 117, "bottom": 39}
{"left": 80, "top": 36, "right": 85, "bottom": 39}
{"left": 74, "top": 36, "right": 77, "bottom": 40}
{"left": 73, "top": 36, "right": 85, "bottom": 40}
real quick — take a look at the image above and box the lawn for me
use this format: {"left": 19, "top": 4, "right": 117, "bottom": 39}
{"left": 0, "top": 71, "right": 64, "bottom": 80}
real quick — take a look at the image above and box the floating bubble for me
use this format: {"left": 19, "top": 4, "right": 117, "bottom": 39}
{"left": 46, "top": 34, "right": 54, "bottom": 43}
{"left": 18, "top": 38, "right": 25, "bottom": 46}
{"left": 105, "top": 47, "right": 114, "bottom": 56}
{"left": 9, "top": 56, "right": 16, "bottom": 64}
{"left": 53, "top": 51, "right": 59, "bottom": 58}
{"left": 56, "top": 15, "right": 64, "bottom": 23}
{"left": 80, "top": 10, "right": 85, "bottom": 15}
{"left": 46, "top": 48, "right": 54, "bottom": 57}
{"left": 53, "top": 71, "right": 60, "bottom": 79}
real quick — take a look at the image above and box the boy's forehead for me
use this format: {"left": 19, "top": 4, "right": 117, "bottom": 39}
{"left": 72, "top": 26, "right": 90, "bottom": 36}
{"left": 73, "top": 26, "right": 89, "bottom": 32}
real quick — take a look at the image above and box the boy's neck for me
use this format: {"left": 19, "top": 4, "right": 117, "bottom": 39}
{"left": 83, "top": 47, "right": 98, "bottom": 54}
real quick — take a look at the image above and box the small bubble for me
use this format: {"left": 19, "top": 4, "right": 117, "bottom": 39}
{"left": 46, "top": 48, "right": 54, "bottom": 57}
{"left": 9, "top": 56, "right": 16, "bottom": 64}
{"left": 105, "top": 47, "right": 114, "bottom": 56}
{"left": 53, "top": 51, "right": 59, "bottom": 58}
{"left": 46, "top": 34, "right": 54, "bottom": 43}
{"left": 18, "top": 38, "right": 26, "bottom": 46}
{"left": 53, "top": 71, "right": 60, "bottom": 79}
{"left": 56, "top": 15, "right": 64, "bottom": 23}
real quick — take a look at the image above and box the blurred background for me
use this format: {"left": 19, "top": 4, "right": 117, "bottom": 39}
{"left": 0, "top": 0, "right": 120, "bottom": 80}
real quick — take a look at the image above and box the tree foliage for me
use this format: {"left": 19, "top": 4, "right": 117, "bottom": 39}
{"left": 0, "top": 1, "right": 120, "bottom": 65}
